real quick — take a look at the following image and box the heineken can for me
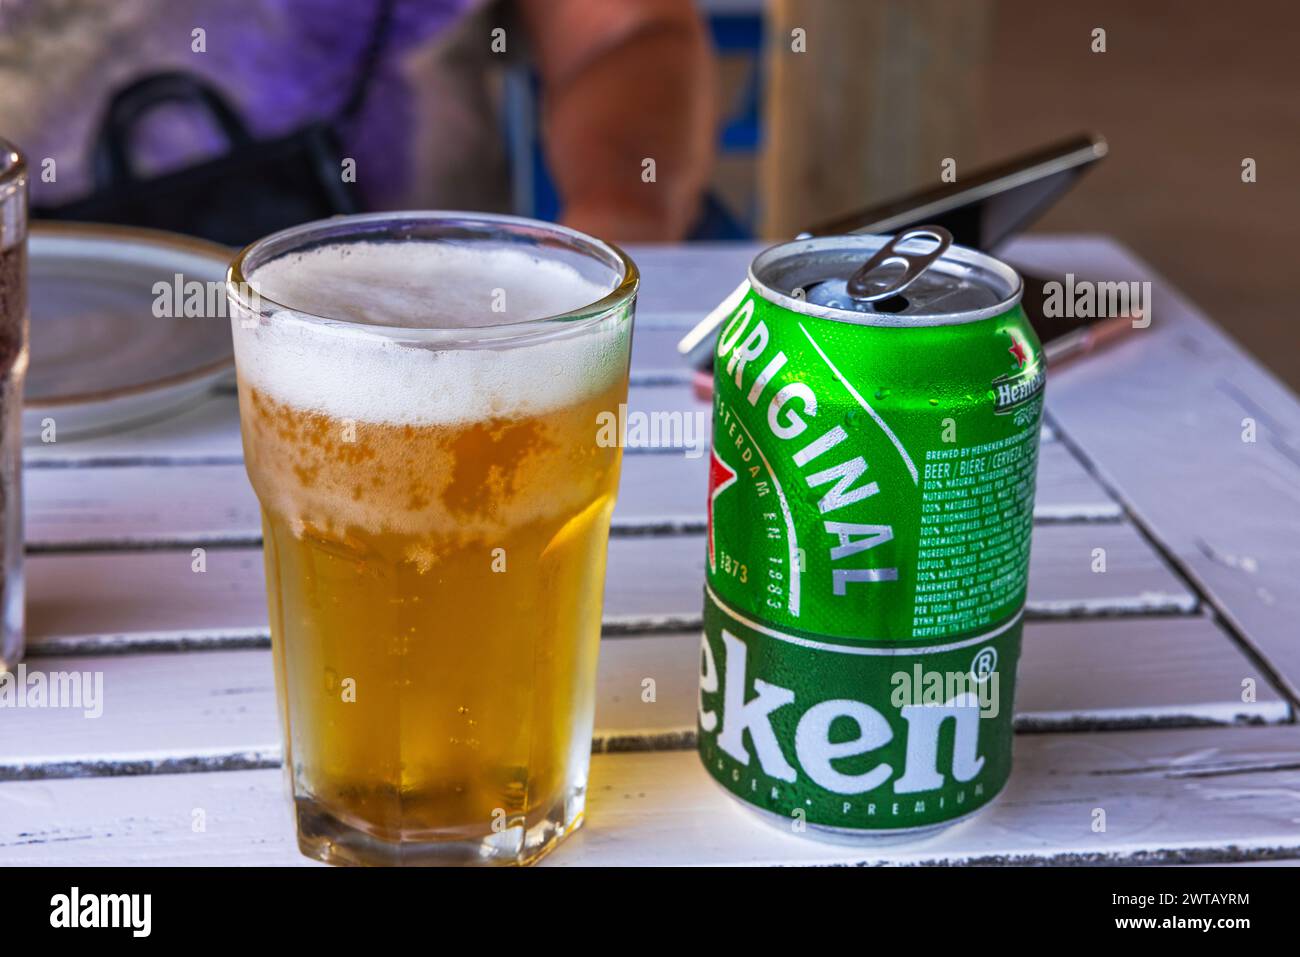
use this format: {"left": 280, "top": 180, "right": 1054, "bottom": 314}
{"left": 698, "top": 227, "right": 1045, "bottom": 840}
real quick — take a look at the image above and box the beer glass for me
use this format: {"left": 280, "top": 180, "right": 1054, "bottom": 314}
{"left": 226, "top": 213, "right": 638, "bottom": 865}
{"left": 0, "top": 141, "right": 27, "bottom": 673}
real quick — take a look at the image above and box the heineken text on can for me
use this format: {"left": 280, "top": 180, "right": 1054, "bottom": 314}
{"left": 698, "top": 228, "right": 1045, "bottom": 839}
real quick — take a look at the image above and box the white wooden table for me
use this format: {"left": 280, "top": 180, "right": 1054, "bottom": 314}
{"left": 4, "top": 236, "right": 1299, "bottom": 866}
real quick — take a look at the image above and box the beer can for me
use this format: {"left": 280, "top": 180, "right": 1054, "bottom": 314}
{"left": 698, "top": 227, "right": 1045, "bottom": 840}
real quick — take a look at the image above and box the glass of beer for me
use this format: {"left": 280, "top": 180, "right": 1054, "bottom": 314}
{"left": 226, "top": 212, "right": 638, "bottom": 865}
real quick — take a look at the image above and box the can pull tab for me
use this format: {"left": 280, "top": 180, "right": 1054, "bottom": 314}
{"left": 846, "top": 225, "right": 953, "bottom": 303}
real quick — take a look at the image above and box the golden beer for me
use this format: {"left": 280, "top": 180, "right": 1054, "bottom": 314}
{"left": 228, "top": 214, "right": 637, "bottom": 865}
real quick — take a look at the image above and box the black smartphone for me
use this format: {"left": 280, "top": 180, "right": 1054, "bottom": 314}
{"left": 680, "top": 133, "right": 1115, "bottom": 370}
{"left": 805, "top": 133, "right": 1108, "bottom": 251}
{"left": 808, "top": 133, "right": 1116, "bottom": 365}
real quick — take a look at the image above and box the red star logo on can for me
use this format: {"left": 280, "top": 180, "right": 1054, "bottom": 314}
{"left": 707, "top": 446, "right": 738, "bottom": 573}
{"left": 1007, "top": 331, "right": 1028, "bottom": 369}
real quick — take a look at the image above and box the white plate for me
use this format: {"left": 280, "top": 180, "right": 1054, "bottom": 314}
{"left": 24, "top": 223, "right": 235, "bottom": 442}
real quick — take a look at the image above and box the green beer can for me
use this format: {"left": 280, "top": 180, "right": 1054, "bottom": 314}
{"left": 698, "top": 227, "right": 1045, "bottom": 840}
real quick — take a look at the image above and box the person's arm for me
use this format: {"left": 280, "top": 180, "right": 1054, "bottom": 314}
{"left": 518, "top": 0, "right": 716, "bottom": 241}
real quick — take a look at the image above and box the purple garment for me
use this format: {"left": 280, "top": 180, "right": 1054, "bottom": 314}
{"left": 8, "top": 0, "right": 486, "bottom": 209}
{"left": 137, "top": 0, "right": 479, "bottom": 208}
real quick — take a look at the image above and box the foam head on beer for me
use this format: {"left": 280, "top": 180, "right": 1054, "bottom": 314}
{"left": 250, "top": 240, "right": 614, "bottom": 329}
{"left": 239, "top": 240, "right": 623, "bottom": 422}
{"left": 234, "top": 238, "right": 629, "bottom": 541}
{"left": 229, "top": 227, "right": 635, "bottom": 864}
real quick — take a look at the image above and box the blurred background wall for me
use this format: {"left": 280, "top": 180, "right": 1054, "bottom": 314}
{"left": 7, "top": 0, "right": 1293, "bottom": 385}
{"left": 703, "top": 0, "right": 1299, "bottom": 387}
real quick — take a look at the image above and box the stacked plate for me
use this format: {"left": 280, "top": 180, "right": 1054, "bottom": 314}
{"left": 25, "top": 223, "right": 235, "bottom": 441}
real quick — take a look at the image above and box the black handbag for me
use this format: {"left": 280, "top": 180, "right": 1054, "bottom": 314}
{"left": 33, "top": 0, "right": 394, "bottom": 247}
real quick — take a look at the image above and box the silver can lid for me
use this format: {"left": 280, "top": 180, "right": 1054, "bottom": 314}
{"left": 749, "top": 227, "right": 1023, "bottom": 327}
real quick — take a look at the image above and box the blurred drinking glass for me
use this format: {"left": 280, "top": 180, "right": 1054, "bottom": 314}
{"left": 0, "top": 141, "right": 28, "bottom": 673}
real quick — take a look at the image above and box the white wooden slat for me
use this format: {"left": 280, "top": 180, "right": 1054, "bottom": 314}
{"left": 628, "top": 326, "right": 697, "bottom": 385}
{"left": 1189, "top": 860, "right": 1300, "bottom": 867}
{"left": 23, "top": 436, "right": 1115, "bottom": 551}
{"left": 0, "top": 769, "right": 314, "bottom": 867}
{"left": 22, "top": 456, "right": 712, "bottom": 550}
{"left": 623, "top": 241, "right": 760, "bottom": 318}
{"left": 0, "top": 649, "right": 280, "bottom": 780}
{"left": 3, "top": 725, "right": 1298, "bottom": 866}
{"left": 23, "top": 521, "right": 1195, "bottom": 657}
{"left": 27, "top": 465, "right": 263, "bottom": 549}
{"left": 1032, "top": 442, "right": 1120, "bottom": 522}
{"left": 25, "top": 340, "right": 1058, "bottom": 479}
{"left": 595, "top": 616, "right": 1291, "bottom": 739}
{"left": 599, "top": 522, "right": 1196, "bottom": 627}
{"left": 0, "top": 641, "right": 697, "bottom": 778}
{"left": 25, "top": 385, "right": 712, "bottom": 467}
{"left": 1013, "top": 236, "right": 1300, "bottom": 701}
{"left": 556, "top": 725, "right": 1300, "bottom": 866}
{"left": 2, "top": 614, "right": 1283, "bottom": 781}
{"left": 613, "top": 453, "right": 707, "bottom": 534}
{"left": 26, "top": 549, "right": 269, "bottom": 657}
{"left": 1022, "top": 522, "right": 1196, "bottom": 616}
{"left": 25, "top": 395, "right": 244, "bottom": 467}
{"left": 0, "top": 641, "right": 691, "bottom": 780}
{"left": 1015, "top": 615, "right": 1288, "bottom": 728}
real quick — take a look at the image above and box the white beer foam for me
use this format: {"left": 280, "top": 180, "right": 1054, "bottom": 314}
{"left": 232, "top": 241, "right": 625, "bottom": 426}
